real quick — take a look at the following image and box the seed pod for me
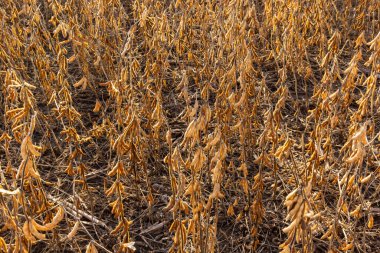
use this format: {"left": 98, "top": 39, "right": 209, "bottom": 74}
{"left": 67, "top": 221, "right": 80, "bottom": 240}
{"left": 93, "top": 100, "right": 101, "bottom": 112}
{"left": 32, "top": 206, "right": 64, "bottom": 231}
{"left": 28, "top": 220, "right": 46, "bottom": 240}
{"left": 360, "top": 173, "right": 372, "bottom": 184}
{"left": 368, "top": 214, "right": 374, "bottom": 228}
{"left": 22, "top": 221, "right": 37, "bottom": 243}
{"left": 85, "top": 242, "right": 98, "bottom": 253}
